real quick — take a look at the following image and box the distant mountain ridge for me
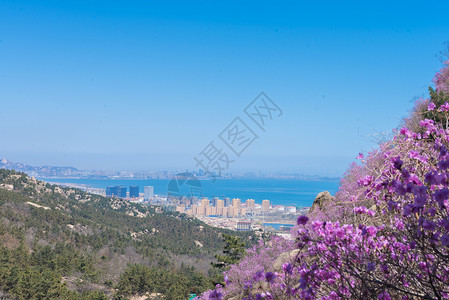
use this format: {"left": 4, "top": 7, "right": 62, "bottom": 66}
{"left": 0, "top": 158, "right": 79, "bottom": 177}
{"left": 0, "top": 158, "right": 339, "bottom": 181}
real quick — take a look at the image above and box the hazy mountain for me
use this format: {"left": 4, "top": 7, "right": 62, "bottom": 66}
{"left": 0, "top": 158, "right": 80, "bottom": 177}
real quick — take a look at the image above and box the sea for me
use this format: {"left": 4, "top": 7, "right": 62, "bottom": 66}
{"left": 42, "top": 177, "right": 340, "bottom": 208}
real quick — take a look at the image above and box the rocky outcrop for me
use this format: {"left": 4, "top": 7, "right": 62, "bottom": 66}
{"left": 272, "top": 249, "right": 300, "bottom": 272}
{"left": 308, "top": 191, "right": 333, "bottom": 214}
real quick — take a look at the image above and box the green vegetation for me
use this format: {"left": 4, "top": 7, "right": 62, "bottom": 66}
{"left": 115, "top": 264, "right": 211, "bottom": 299}
{"left": 212, "top": 234, "right": 245, "bottom": 270}
{"left": 209, "top": 234, "right": 246, "bottom": 286}
{"left": 0, "top": 169, "right": 257, "bottom": 299}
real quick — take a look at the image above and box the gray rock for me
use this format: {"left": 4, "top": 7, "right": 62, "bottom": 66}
{"left": 308, "top": 191, "right": 333, "bottom": 214}
{"left": 272, "top": 249, "right": 300, "bottom": 272}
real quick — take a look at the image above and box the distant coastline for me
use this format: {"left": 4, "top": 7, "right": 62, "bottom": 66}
{"left": 41, "top": 177, "right": 340, "bottom": 208}
{"left": 1, "top": 158, "right": 340, "bottom": 182}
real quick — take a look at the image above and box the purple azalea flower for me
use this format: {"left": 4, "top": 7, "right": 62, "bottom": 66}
{"left": 425, "top": 172, "right": 446, "bottom": 185}
{"left": 387, "top": 200, "right": 399, "bottom": 211}
{"left": 426, "top": 207, "right": 436, "bottom": 216}
{"left": 265, "top": 272, "right": 276, "bottom": 283}
{"left": 361, "top": 227, "right": 368, "bottom": 236}
{"left": 353, "top": 206, "right": 375, "bottom": 216}
{"left": 434, "top": 188, "right": 449, "bottom": 205}
{"left": 392, "top": 157, "right": 403, "bottom": 170}
{"left": 421, "top": 218, "right": 436, "bottom": 231}
{"left": 367, "top": 262, "right": 376, "bottom": 272}
{"left": 441, "top": 219, "right": 449, "bottom": 231}
{"left": 435, "top": 173, "right": 446, "bottom": 185}
{"left": 297, "top": 215, "right": 309, "bottom": 225}
{"left": 428, "top": 102, "right": 436, "bottom": 110}
{"left": 441, "top": 234, "right": 449, "bottom": 246}
{"left": 402, "top": 169, "right": 410, "bottom": 179}
{"left": 400, "top": 127, "right": 412, "bottom": 138}
{"left": 298, "top": 277, "right": 307, "bottom": 290}
{"left": 424, "top": 171, "right": 434, "bottom": 184}
{"left": 283, "top": 263, "right": 293, "bottom": 275}
{"left": 358, "top": 175, "right": 373, "bottom": 186}
{"left": 403, "top": 204, "right": 415, "bottom": 217}
{"left": 378, "top": 291, "right": 392, "bottom": 300}
{"left": 252, "top": 270, "right": 264, "bottom": 282}
{"left": 413, "top": 196, "right": 427, "bottom": 208}
{"left": 366, "top": 226, "right": 378, "bottom": 236}
{"left": 440, "top": 102, "right": 449, "bottom": 112}
{"left": 209, "top": 290, "right": 223, "bottom": 300}
{"left": 420, "top": 118, "right": 435, "bottom": 127}
{"left": 392, "top": 180, "right": 406, "bottom": 196}
{"left": 438, "top": 159, "right": 449, "bottom": 170}
{"left": 243, "top": 280, "right": 253, "bottom": 290}
{"left": 409, "top": 150, "right": 419, "bottom": 159}
{"left": 406, "top": 182, "right": 414, "bottom": 193}
{"left": 431, "top": 232, "right": 441, "bottom": 243}
{"left": 413, "top": 185, "right": 427, "bottom": 197}
{"left": 408, "top": 174, "right": 422, "bottom": 185}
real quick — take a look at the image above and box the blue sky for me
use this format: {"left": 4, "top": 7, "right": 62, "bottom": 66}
{"left": 0, "top": 0, "right": 448, "bottom": 176}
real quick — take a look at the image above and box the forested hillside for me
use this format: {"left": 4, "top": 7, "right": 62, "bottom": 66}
{"left": 0, "top": 169, "right": 256, "bottom": 299}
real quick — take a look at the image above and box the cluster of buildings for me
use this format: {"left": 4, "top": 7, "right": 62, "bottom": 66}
{"left": 176, "top": 198, "right": 277, "bottom": 218}
{"left": 105, "top": 185, "right": 154, "bottom": 200}
{"left": 102, "top": 184, "right": 301, "bottom": 232}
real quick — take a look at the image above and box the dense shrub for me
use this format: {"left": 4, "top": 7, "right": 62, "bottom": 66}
{"left": 199, "top": 59, "right": 449, "bottom": 299}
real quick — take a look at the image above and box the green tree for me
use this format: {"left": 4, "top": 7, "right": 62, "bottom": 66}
{"left": 213, "top": 234, "right": 245, "bottom": 269}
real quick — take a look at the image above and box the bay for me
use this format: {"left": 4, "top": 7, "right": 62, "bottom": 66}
{"left": 42, "top": 178, "right": 339, "bottom": 208}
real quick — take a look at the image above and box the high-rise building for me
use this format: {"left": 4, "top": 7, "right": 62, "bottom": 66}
{"left": 232, "top": 198, "right": 241, "bottom": 217}
{"left": 262, "top": 199, "right": 270, "bottom": 211}
{"left": 118, "top": 186, "right": 127, "bottom": 198}
{"left": 129, "top": 186, "right": 139, "bottom": 198}
{"left": 232, "top": 198, "right": 241, "bottom": 210}
{"left": 200, "top": 198, "right": 209, "bottom": 215}
{"left": 191, "top": 205, "right": 198, "bottom": 215}
{"left": 224, "top": 197, "right": 231, "bottom": 207}
{"left": 144, "top": 186, "right": 154, "bottom": 201}
{"left": 201, "top": 198, "right": 209, "bottom": 206}
{"left": 211, "top": 197, "right": 219, "bottom": 207}
{"left": 216, "top": 199, "right": 224, "bottom": 208}
{"left": 206, "top": 206, "right": 217, "bottom": 216}
{"left": 246, "top": 199, "right": 256, "bottom": 211}
{"left": 106, "top": 186, "right": 116, "bottom": 197}
{"left": 106, "top": 186, "right": 127, "bottom": 198}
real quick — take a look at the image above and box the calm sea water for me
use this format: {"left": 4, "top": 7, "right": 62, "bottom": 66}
{"left": 42, "top": 178, "right": 339, "bottom": 208}
{"left": 263, "top": 223, "right": 295, "bottom": 230}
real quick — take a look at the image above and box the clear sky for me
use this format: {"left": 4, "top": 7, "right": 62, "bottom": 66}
{"left": 1, "top": 0, "right": 448, "bottom": 176}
